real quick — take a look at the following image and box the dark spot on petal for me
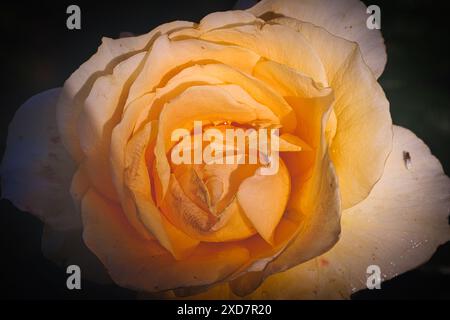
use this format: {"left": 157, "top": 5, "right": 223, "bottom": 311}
{"left": 319, "top": 258, "right": 329, "bottom": 267}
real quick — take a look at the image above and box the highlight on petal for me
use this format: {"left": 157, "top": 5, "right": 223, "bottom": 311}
{"left": 1, "top": 88, "right": 80, "bottom": 231}
{"left": 237, "top": 160, "right": 290, "bottom": 244}
{"left": 239, "top": 126, "right": 450, "bottom": 299}
{"left": 248, "top": 0, "right": 387, "bottom": 78}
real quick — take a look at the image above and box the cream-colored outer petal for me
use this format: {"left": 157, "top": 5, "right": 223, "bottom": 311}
{"left": 248, "top": 0, "right": 387, "bottom": 78}
{"left": 1, "top": 88, "right": 80, "bottom": 231}
{"left": 237, "top": 126, "right": 450, "bottom": 299}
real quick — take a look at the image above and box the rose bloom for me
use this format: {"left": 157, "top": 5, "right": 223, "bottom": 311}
{"left": 2, "top": 0, "right": 449, "bottom": 299}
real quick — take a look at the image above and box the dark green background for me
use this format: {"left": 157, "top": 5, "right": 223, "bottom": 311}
{"left": 0, "top": 0, "right": 449, "bottom": 299}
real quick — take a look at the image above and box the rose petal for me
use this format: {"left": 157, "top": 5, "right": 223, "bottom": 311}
{"left": 1, "top": 88, "right": 80, "bottom": 231}
{"left": 199, "top": 23, "right": 328, "bottom": 85}
{"left": 175, "top": 166, "right": 212, "bottom": 212}
{"left": 132, "top": 63, "right": 295, "bottom": 133}
{"left": 78, "top": 52, "right": 146, "bottom": 201}
{"left": 199, "top": 10, "right": 262, "bottom": 32}
{"left": 193, "top": 161, "right": 260, "bottom": 214}
{"left": 209, "top": 198, "right": 257, "bottom": 242}
{"left": 236, "top": 160, "right": 290, "bottom": 244}
{"left": 122, "top": 121, "right": 159, "bottom": 239}
{"left": 81, "top": 188, "right": 250, "bottom": 292}
{"left": 125, "top": 122, "right": 199, "bottom": 257}
{"left": 279, "top": 133, "right": 312, "bottom": 152}
{"left": 253, "top": 59, "right": 331, "bottom": 99}
{"left": 169, "top": 10, "right": 263, "bottom": 40}
{"left": 155, "top": 84, "right": 280, "bottom": 199}
{"left": 162, "top": 175, "right": 257, "bottom": 242}
{"left": 126, "top": 36, "right": 261, "bottom": 105}
{"left": 57, "top": 21, "right": 193, "bottom": 161}
{"left": 110, "top": 93, "right": 155, "bottom": 203}
{"left": 248, "top": 0, "right": 387, "bottom": 78}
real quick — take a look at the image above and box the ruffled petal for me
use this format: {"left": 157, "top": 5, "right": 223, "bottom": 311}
{"left": 248, "top": 0, "right": 387, "bottom": 78}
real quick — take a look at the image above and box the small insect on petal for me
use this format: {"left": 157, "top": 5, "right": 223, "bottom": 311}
{"left": 403, "top": 151, "right": 412, "bottom": 170}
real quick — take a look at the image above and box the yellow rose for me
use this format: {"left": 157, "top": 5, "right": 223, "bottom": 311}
{"left": 2, "top": 0, "right": 449, "bottom": 299}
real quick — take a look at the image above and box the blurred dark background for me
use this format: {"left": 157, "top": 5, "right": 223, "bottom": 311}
{"left": 0, "top": 0, "right": 449, "bottom": 299}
